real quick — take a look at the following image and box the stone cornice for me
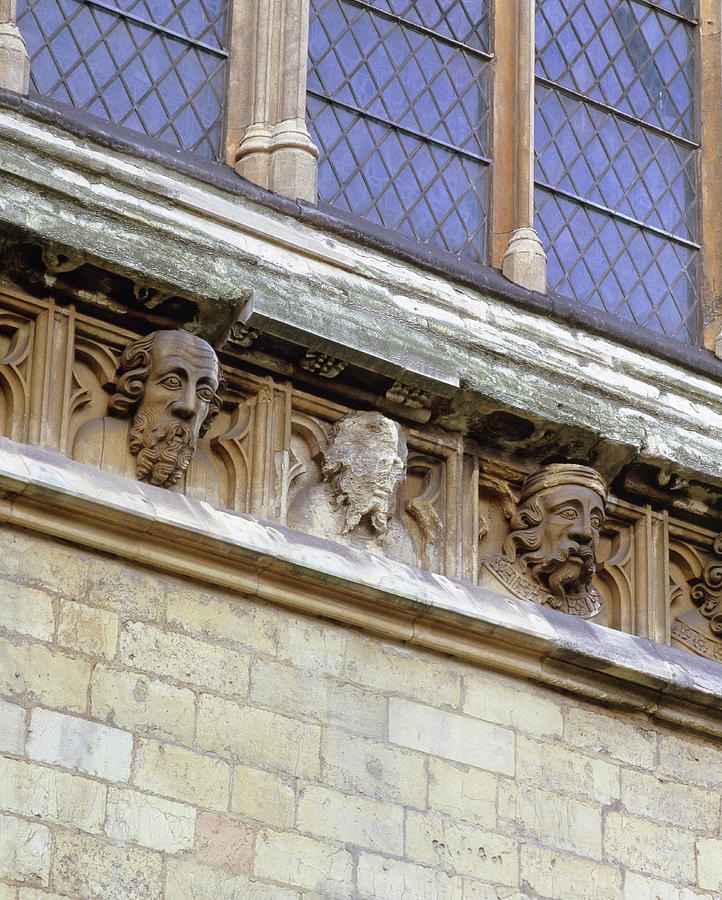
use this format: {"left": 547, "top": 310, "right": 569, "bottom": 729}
{"left": 2, "top": 437, "right": 722, "bottom": 737}
{"left": 2, "top": 95, "right": 722, "bottom": 497}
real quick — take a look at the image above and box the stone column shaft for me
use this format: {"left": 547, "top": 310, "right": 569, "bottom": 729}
{"left": 231, "top": 0, "right": 318, "bottom": 202}
{"left": 502, "top": 0, "right": 547, "bottom": 294}
{"left": 0, "top": 0, "right": 30, "bottom": 95}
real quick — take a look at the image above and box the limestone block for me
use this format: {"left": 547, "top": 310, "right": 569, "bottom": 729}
{"left": 17, "top": 890, "right": 70, "bottom": 900}
{"left": 0, "top": 525, "right": 88, "bottom": 597}
{"left": 0, "top": 579, "right": 54, "bottom": 641}
{"left": 296, "top": 785, "right": 404, "bottom": 855}
{"left": 58, "top": 600, "right": 119, "bottom": 659}
{"left": 90, "top": 664, "right": 196, "bottom": 744}
{"left": 321, "top": 728, "right": 427, "bottom": 809}
{"left": 564, "top": 707, "right": 657, "bottom": 769}
{"left": 357, "top": 853, "right": 463, "bottom": 900}
{"left": 604, "top": 811, "right": 696, "bottom": 883}
{"left": 388, "top": 698, "right": 514, "bottom": 775}
{"left": 0, "top": 639, "right": 90, "bottom": 712}
{"left": 86, "top": 557, "right": 166, "bottom": 623}
{"left": 253, "top": 830, "right": 354, "bottom": 896}
{"left": 134, "top": 737, "right": 230, "bottom": 810}
{"left": 106, "top": 786, "right": 196, "bottom": 853}
{"left": 519, "top": 846, "right": 622, "bottom": 900}
{"left": 697, "top": 838, "right": 722, "bottom": 891}
{"left": 0, "top": 696, "right": 25, "bottom": 753}
{"left": 621, "top": 769, "right": 720, "bottom": 831}
{"left": 230, "top": 764, "right": 295, "bottom": 828}
{"left": 0, "top": 756, "right": 106, "bottom": 833}
{"left": 250, "top": 658, "right": 386, "bottom": 739}
{"left": 0, "top": 884, "right": 13, "bottom": 900}
{"left": 461, "top": 883, "right": 526, "bottom": 900}
{"left": 516, "top": 734, "right": 620, "bottom": 804}
{"left": 0, "top": 813, "right": 50, "bottom": 884}
{"left": 427, "top": 758, "right": 497, "bottom": 828}
{"left": 52, "top": 832, "right": 163, "bottom": 900}
{"left": 499, "top": 781, "right": 602, "bottom": 859}
{"left": 462, "top": 672, "right": 563, "bottom": 737}
{"left": 657, "top": 732, "right": 722, "bottom": 789}
{"left": 195, "top": 811, "right": 255, "bottom": 875}
{"left": 119, "top": 620, "right": 250, "bottom": 697}
{"left": 166, "top": 587, "right": 280, "bottom": 656}
{"left": 405, "top": 810, "right": 518, "bottom": 884}
{"left": 27, "top": 706, "right": 133, "bottom": 781}
{"left": 196, "top": 695, "right": 321, "bottom": 778}
{"left": 623, "top": 872, "right": 713, "bottom": 899}
{"left": 166, "top": 858, "right": 300, "bottom": 900}
{"left": 276, "top": 618, "right": 461, "bottom": 707}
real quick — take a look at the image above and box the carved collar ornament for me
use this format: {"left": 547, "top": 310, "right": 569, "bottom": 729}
{"left": 689, "top": 532, "right": 722, "bottom": 637}
{"left": 482, "top": 463, "right": 608, "bottom": 619}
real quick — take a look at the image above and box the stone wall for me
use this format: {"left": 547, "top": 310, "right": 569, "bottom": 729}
{"left": 2, "top": 522, "right": 721, "bottom": 900}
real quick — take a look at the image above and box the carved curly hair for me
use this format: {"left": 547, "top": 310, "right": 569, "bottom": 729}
{"left": 108, "top": 331, "right": 225, "bottom": 438}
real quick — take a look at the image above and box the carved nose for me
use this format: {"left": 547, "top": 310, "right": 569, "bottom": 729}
{"left": 570, "top": 521, "right": 593, "bottom": 544}
{"left": 171, "top": 390, "right": 195, "bottom": 418}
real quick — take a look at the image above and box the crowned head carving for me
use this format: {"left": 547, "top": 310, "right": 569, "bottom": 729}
{"left": 485, "top": 463, "right": 608, "bottom": 617}
{"left": 108, "top": 330, "right": 224, "bottom": 488}
{"left": 321, "top": 411, "right": 407, "bottom": 536}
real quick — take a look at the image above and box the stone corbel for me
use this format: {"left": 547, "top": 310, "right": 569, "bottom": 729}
{"left": 501, "top": 0, "right": 546, "bottom": 294}
{"left": 231, "top": 0, "right": 318, "bottom": 201}
{"left": 0, "top": 0, "right": 29, "bottom": 95}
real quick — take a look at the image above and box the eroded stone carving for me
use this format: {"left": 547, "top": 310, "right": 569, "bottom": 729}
{"left": 386, "top": 381, "right": 431, "bottom": 409}
{"left": 73, "top": 330, "right": 224, "bottom": 492}
{"left": 287, "top": 410, "right": 414, "bottom": 563}
{"left": 479, "top": 463, "right": 607, "bottom": 619}
{"left": 300, "top": 350, "right": 347, "bottom": 378}
{"left": 672, "top": 534, "right": 722, "bottom": 660}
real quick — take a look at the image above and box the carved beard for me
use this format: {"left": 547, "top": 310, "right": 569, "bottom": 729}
{"left": 129, "top": 407, "right": 196, "bottom": 488}
{"left": 523, "top": 540, "right": 596, "bottom": 603}
{"left": 334, "top": 471, "right": 393, "bottom": 535}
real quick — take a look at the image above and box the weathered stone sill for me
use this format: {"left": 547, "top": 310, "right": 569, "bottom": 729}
{"left": 2, "top": 437, "right": 721, "bottom": 738}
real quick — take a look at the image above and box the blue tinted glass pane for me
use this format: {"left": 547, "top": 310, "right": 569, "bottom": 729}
{"left": 308, "top": 95, "right": 487, "bottom": 260}
{"left": 535, "top": 85, "right": 697, "bottom": 240}
{"left": 309, "top": 0, "right": 488, "bottom": 156}
{"left": 17, "top": 0, "right": 228, "bottom": 160}
{"left": 536, "top": 0, "right": 695, "bottom": 139}
{"left": 536, "top": 188, "right": 697, "bottom": 342}
{"left": 370, "top": 0, "right": 489, "bottom": 52}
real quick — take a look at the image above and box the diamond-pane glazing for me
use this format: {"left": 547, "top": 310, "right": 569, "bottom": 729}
{"left": 308, "top": 0, "right": 489, "bottom": 260}
{"left": 308, "top": 0, "right": 488, "bottom": 156}
{"left": 17, "top": 0, "right": 228, "bottom": 159}
{"left": 536, "top": 84, "right": 696, "bottom": 240}
{"left": 309, "top": 95, "right": 486, "bottom": 259}
{"left": 536, "top": 187, "right": 698, "bottom": 342}
{"left": 536, "top": 0, "right": 695, "bottom": 139}
{"left": 367, "top": 0, "right": 489, "bottom": 52}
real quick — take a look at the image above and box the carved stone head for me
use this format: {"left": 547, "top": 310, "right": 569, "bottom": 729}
{"left": 108, "top": 330, "right": 224, "bottom": 487}
{"left": 321, "top": 411, "right": 407, "bottom": 536}
{"left": 503, "top": 463, "right": 607, "bottom": 607}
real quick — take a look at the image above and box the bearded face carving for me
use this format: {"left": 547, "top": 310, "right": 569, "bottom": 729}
{"left": 481, "top": 464, "right": 608, "bottom": 619}
{"left": 321, "top": 411, "right": 407, "bottom": 536}
{"left": 108, "top": 330, "right": 224, "bottom": 488}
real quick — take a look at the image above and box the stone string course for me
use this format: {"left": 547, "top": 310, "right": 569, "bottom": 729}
{"left": 1, "top": 524, "right": 722, "bottom": 899}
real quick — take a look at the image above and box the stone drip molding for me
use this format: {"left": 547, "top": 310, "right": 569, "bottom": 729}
{"left": 2, "top": 436, "right": 722, "bottom": 738}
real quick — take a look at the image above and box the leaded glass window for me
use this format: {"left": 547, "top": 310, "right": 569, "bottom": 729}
{"left": 307, "top": 0, "right": 490, "bottom": 262}
{"left": 535, "top": 0, "right": 699, "bottom": 342}
{"left": 16, "top": 0, "right": 229, "bottom": 160}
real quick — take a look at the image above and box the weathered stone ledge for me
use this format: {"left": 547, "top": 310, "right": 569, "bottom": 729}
{"left": 3, "top": 96, "right": 722, "bottom": 494}
{"left": 1, "top": 437, "right": 721, "bottom": 737}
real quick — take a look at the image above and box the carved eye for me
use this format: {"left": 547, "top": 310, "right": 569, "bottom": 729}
{"left": 591, "top": 513, "right": 603, "bottom": 530}
{"left": 558, "top": 507, "right": 578, "bottom": 520}
{"left": 160, "top": 374, "right": 182, "bottom": 390}
{"left": 197, "top": 386, "right": 214, "bottom": 402}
